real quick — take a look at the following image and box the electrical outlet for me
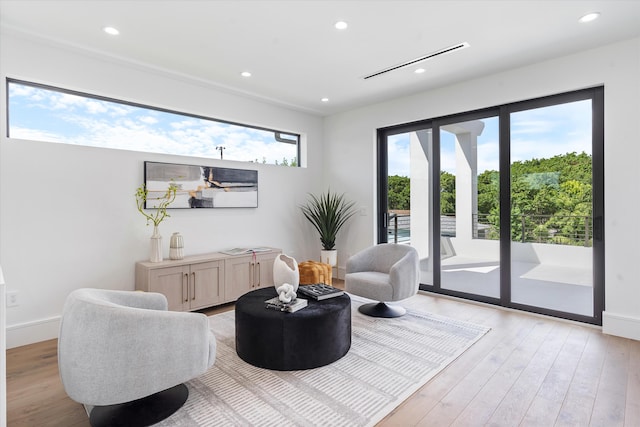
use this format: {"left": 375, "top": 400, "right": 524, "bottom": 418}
{"left": 7, "top": 291, "right": 19, "bottom": 307}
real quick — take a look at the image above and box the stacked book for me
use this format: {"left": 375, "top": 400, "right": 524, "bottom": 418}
{"left": 297, "top": 284, "right": 344, "bottom": 300}
{"left": 264, "top": 297, "right": 308, "bottom": 313}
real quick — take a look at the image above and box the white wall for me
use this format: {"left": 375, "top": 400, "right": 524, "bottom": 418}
{"left": 324, "top": 37, "right": 640, "bottom": 340}
{"left": 0, "top": 31, "right": 326, "bottom": 348}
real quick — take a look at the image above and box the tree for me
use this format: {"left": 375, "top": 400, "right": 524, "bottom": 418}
{"left": 388, "top": 175, "right": 410, "bottom": 210}
{"left": 478, "top": 170, "right": 499, "bottom": 215}
{"left": 385, "top": 152, "right": 592, "bottom": 246}
{"left": 440, "top": 171, "right": 455, "bottom": 214}
{"left": 483, "top": 152, "right": 592, "bottom": 245}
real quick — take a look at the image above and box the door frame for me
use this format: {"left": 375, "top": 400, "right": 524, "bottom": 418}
{"left": 377, "top": 87, "right": 604, "bottom": 325}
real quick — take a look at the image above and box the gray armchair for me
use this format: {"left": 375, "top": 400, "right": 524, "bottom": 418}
{"left": 345, "top": 243, "right": 420, "bottom": 317}
{"left": 58, "top": 288, "right": 216, "bottom": 427}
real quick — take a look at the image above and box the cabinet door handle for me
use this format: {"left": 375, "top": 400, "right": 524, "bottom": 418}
{"left": 256, "top": 262, "right": 261, "bottom": 287}
{"left": 191, "top": 272, "right": 196, "bottom": 300}
{"left": 183, "top": 273, "right": 189, "bottom": 303}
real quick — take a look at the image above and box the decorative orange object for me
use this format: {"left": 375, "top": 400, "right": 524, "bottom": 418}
{"left": 298, "top": 261, "right": 332, "bottom": 285}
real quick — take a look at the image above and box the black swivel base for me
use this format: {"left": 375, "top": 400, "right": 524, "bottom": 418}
{"left": 89, "top": 383, "right": 188, "bottom": 427}
{"left": 358, "top": 302, "right": 406, "bottom": 318}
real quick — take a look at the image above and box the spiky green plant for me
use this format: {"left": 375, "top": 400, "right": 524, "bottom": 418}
{"left": 300, "top": 190, "right": 357, "bottom": 250}
{"left": 135, "top": 183, "right": 178, "bottom": 227}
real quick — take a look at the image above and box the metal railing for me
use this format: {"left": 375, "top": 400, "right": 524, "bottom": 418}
{"left": 387, "top": 213, "right": 411, "bottom": 243}
{"left": 474, "top": 213, "right": 593, "bottom": 247}
{"left": 387, "top": 212, "right": 593, "bottom": 247}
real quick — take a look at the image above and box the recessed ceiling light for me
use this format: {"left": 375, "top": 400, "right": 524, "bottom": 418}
{"left": 334, "top": 21, "right": 348, "bottom": 30}
{"left": 321, "top": 98, "right": 329, "bottom": 102}
{"left": 241, "top": 71, "right": 252, "bottom": 77}
{"left": 579, "top": 12, "right": 600, "bottom": 23}
{"left": 414, "top": 68, "right": 426, "bottom": 74}
{"left": 103, "top": 26, "right": 119, "bottom": 35}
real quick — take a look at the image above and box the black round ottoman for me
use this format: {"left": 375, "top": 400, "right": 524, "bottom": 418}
{"left": 235, "top": 287, "right": 351, "bottom": 370}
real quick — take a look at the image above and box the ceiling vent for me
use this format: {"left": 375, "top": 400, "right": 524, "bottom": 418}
{"left": 364, "top": 42, "right": 470, "bottom": 80}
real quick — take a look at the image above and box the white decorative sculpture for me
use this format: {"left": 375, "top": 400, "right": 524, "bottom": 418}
{"left": 273, "top": 254, "right": 300, "bottom": 292}
{"left": 276, "top": 283, "right": 297, "bottom": 304}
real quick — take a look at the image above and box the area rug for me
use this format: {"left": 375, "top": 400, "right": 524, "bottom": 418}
{"left": 158, "top": 296, "right": 490, "bottom": 426}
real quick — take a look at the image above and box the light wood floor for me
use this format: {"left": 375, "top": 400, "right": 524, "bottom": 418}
{"left": 7, "top": 281, "right": 640, "bottom": 426}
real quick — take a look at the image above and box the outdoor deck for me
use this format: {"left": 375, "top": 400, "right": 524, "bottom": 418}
{"left": 434, "top": 255, "right": 593, "bottom": 316}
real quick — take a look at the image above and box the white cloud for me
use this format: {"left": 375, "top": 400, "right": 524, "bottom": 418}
{"left": 139, "top": 116, "right": 159, "bottom": 125}
{"left": 387, "top": 134, "right": 410, "bottom": 176}
{"left": 477, "top": 140, "right": 499, "bottom": 173}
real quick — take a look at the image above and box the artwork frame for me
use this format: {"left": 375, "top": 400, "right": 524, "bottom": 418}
{"left": 144, "top": 161, "right": 258, "bottom": 208}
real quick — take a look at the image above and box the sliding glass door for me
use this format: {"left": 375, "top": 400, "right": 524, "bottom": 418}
{"left": 508, "top": 97, "right": 600, "bottom": 318}
{"left": 378, "top": 87, "right": 604, "bottom": 324}
{"left": 439, "top": 116, "right": 500, "bottom": 299}
{"left": 381, "top": 127, "right": 435, "bottom": 286}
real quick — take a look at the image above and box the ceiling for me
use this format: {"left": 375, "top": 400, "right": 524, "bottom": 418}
{"left": 1, "top": 0, "right": 640, "bottom": 116}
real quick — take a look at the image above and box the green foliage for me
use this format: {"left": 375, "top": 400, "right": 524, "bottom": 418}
{"left": 266, "top": 157, "right": 297, "bottom": 167}
{"left": 440, "top": 171, "right": 456, "bottom": 214}
{"left": 135, "top": 183, "right": 178, "bottom": 227}
{"left": 386, "top": 152, "right": 592, "bottom": 246}
{"left": 388, "top": 175, "right": 410, "bottom": 210}
{"left": 490, "top": 151, "right": 592, "bottom": 245}
{"left": 300, "top": 190, "right": 357, "bottom": 250}
{"left": 478, "top": 170, "right": 499, "bottom": 216}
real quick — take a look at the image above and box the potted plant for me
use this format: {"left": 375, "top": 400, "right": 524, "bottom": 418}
{"left": 135, "top": 183, "right": 178, "bottom": 262}
{"left": 300, "top": 190, "right": 357, "bottom": 266}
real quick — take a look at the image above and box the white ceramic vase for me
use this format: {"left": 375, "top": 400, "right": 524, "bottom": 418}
{"left": 273, "top": 254, "right": 299, "bottom": 292}
{"left": 150, "top": 225, "right": 163, "bottom": 263}
{"left": 320, "top": 249, "right": 337, "bottom": 267}
{"left": 169, "top": 232, "right": 184, "bottom": 260}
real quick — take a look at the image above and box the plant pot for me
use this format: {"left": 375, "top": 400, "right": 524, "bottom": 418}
{"left": 320, "top": 249, "right": 337, "bottom": 267}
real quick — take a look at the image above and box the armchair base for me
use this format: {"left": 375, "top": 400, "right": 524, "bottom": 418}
{"left": 358, "top": 302, "right": 406, "bottom": 318}
{"left": 89, "top": 383, "right": 188, "bottom": 427}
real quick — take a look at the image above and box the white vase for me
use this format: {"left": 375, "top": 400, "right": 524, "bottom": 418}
{"left": 273, "top": 254, "right": 299, "bottom": 292}
{"left": 320, "top": 249, "right": 337, "bottom": 267}
{"left": 150, "top": 225, "right": 163, "bottom": 263}
{"left": 169, "top": 232, "right": 184, "bottom": 260}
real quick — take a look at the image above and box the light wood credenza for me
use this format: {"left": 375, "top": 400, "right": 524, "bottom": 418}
{"left": 135, "top": 248, "right": 281, "bottom": 311}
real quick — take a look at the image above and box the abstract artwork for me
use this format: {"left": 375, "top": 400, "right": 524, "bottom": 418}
{"left": 144, "top": 161, "right": 258, "bottom": 208}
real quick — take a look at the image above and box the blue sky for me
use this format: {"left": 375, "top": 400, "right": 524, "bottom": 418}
{"left": 388, "top": 100, "right": 592, "bottom": 177}
{"left": 8, "top": 82, "right": 298, "bottom": 165}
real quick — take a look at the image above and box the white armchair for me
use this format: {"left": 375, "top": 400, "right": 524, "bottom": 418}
{"left": 58, "top": 288, "right": 216, "bottom": 426}
{"left": 345, "top": 243, "right": 420, "bottom": 317}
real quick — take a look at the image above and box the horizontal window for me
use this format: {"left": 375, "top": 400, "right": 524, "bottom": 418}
{"left": 6, "top": 79, "right": 300, "bottom": 167}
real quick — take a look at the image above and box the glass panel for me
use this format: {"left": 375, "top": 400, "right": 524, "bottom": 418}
{"left": 510, "top": 100, "right": 593, "bottom": 316}
{"left": 387, "top": 129, "right": 433, "bottom": 285}
{"left": 8, "top": 80, "right": 299, "bottom": 166}
{"left": 440, "top": 117, "right": 500, "bottom": 298}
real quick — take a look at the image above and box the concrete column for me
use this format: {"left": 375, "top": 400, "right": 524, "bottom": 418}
{"left": 410, "top": 130, "right": 432, "bottom": 274}
{"left": 442, "top": 121, "right": 485, "bottom": 241}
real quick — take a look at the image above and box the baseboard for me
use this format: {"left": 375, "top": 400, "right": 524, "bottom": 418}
{"left": 603, "top": 311, "right": 640, "bottom": 341}
{"left": 6, "top": 315, "right": 61, "bottom": 349}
